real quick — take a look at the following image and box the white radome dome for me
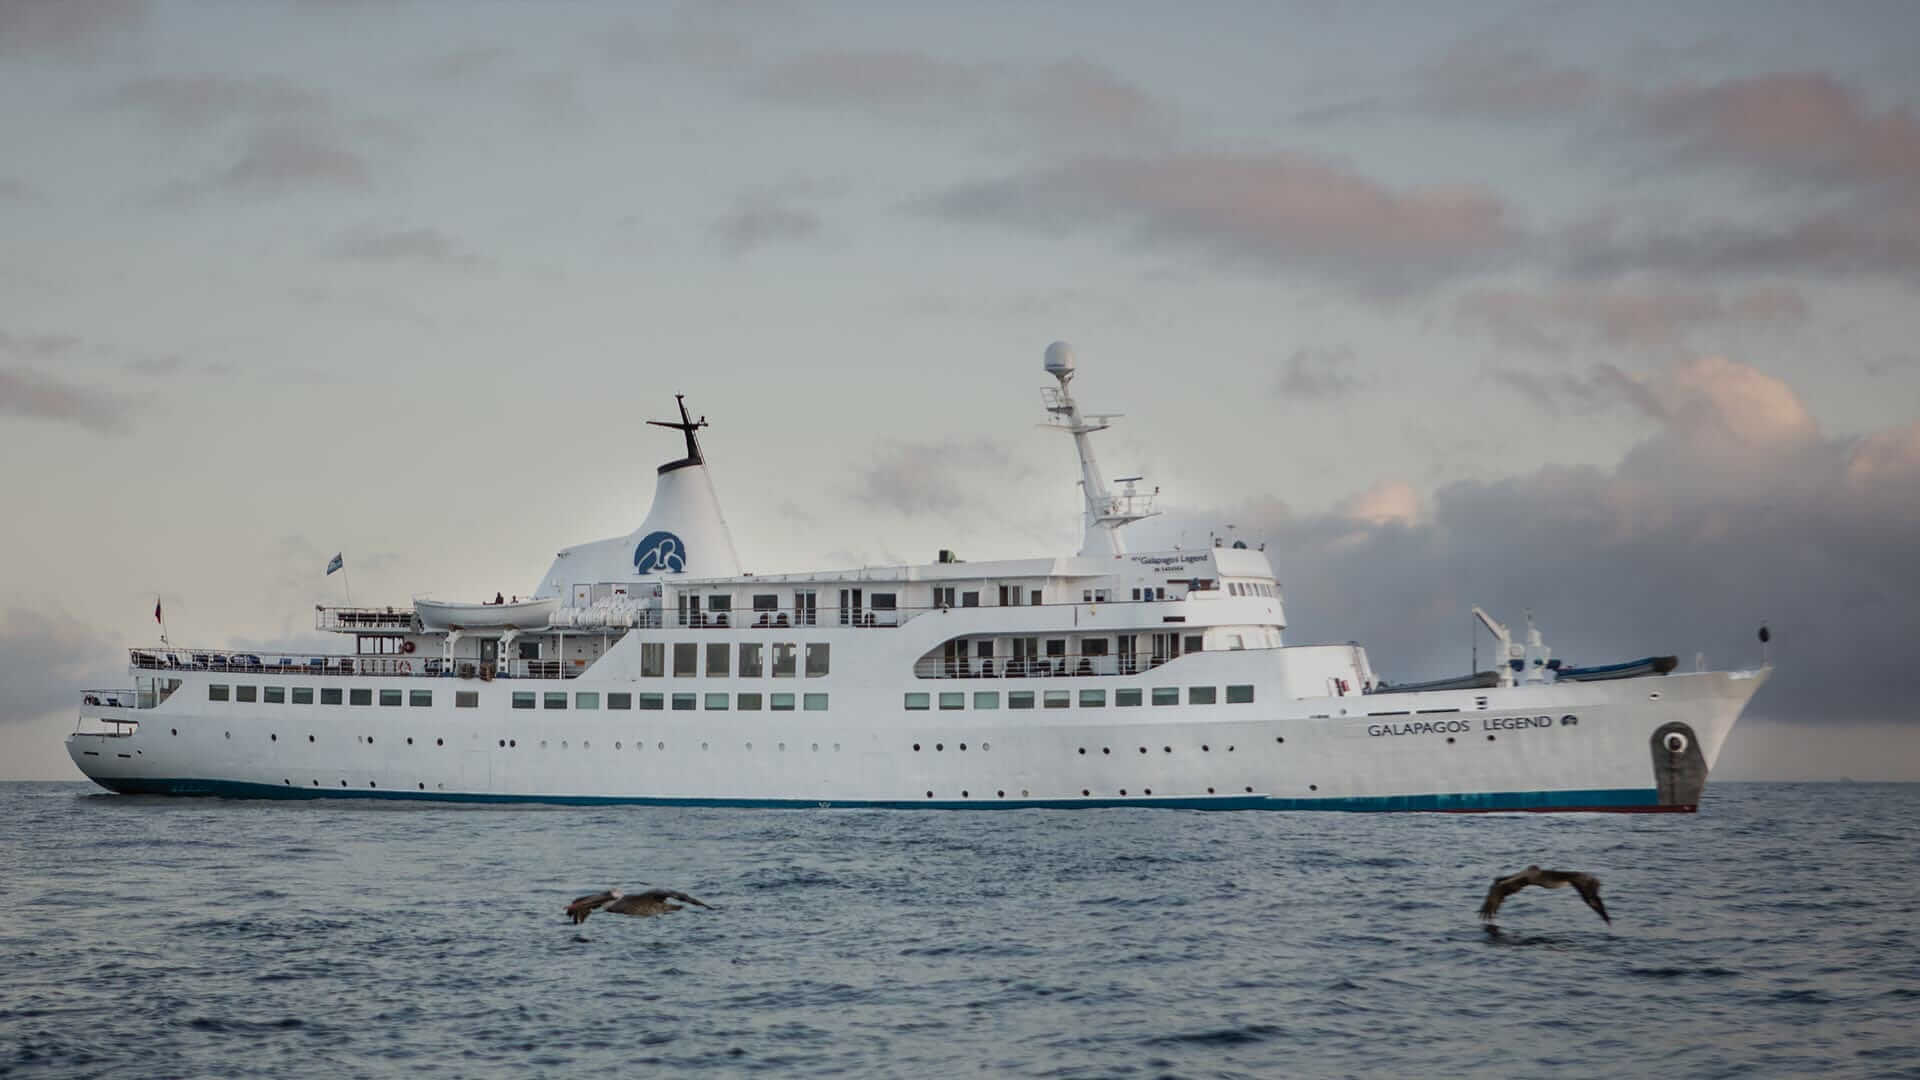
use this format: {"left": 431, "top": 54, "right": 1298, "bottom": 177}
{"left": 1044, "top": 340, "right": 1076, "bottom": 377}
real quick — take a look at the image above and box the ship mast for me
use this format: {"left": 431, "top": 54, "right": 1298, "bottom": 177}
{"left": 1041, "top": 341, "right": 1157, "bottom": 557}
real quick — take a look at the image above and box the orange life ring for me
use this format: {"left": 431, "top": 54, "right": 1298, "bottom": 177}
{"left": 398, "top": 659, "right": 412, "bottom": 675}
{"left": 400, "top": 640, "right": 416, "bottom": 654}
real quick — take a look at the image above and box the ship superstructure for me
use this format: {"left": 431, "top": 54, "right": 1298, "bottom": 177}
{"left": 68, "top": 345, "right": 1768, "bottom": 811}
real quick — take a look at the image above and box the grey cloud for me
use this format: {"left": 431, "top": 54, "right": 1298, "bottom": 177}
{"left": 104, "top": 74, "right": 330, "bottom": 130}
{"left": 154, "top": 126, "right": 371, "bottom": 202}
{"left": 0, "top": 609, "right": 122, "bottom": 726}
{"left": 0, "top": 177, "right": 41, "bottom": 202}
{"left": 1415, "top": 40, "right": 1598, "bottom": 120}
{"left": 710, "top": 183, "right": 835, "bottom": 255}
{"left": 1486, "top": 362, "right": 1665, "bottom": 419}
{"left": 1555, "top": 202, "right": 1920, "bottom": 281}
{"left": 1455, "top": 283, "right": 1808, "bottom": 350}
{"left": 753, "top": 49, "right": 1168, "bottom": 145}
{"left": 851, "top": 438, "right": 1026, "bottom": 518}
{"left": 1642, "top": 72, "right": 1920, "bottom": 196}
{"left": 1276, "top": 346, "right": 1360, "bottom": 400}
{"left": 0, "top": 367, "right": 127, "bottom": 434}
{"left": 328, "top": 225, "right": 484, "bottom": 268}
{"left": 0, "top": 330, "right": 84, "bottom": 359}
{"left": 921, "top": 152, "right": 1520, "bottom": 295}
{"left": 0, "top": 0, "right": 146, "bottom": 61}
{"left": 1181, "top": 358, "right": 1918, "bottom": 724}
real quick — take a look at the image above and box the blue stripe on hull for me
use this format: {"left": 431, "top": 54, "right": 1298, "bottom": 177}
{"left": 86, "top": 776, "right": 1672, "bottom": 812}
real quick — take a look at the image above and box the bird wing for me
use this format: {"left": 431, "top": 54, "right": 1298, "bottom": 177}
{"left": 1477, "top": 872, "right": 1532, "bottom": 921}
{"left": 1567, "top": 873, "right": 1611, "bottom": 924}
{"left": 638, "top": 888, "right": 713, "bottom": 910}
{"left": 565, "top": 890, "right": 617, "bottom": 924}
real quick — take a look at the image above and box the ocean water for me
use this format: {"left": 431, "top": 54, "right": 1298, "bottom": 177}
{"left": 2, "top": 781, "right": 1917, "bottom": 1079}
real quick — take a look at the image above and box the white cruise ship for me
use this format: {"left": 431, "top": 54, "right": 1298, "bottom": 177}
{"left": 68, "top": 344, "right": 1769, "bottom": 812}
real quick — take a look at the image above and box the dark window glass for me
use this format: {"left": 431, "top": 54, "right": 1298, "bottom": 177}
{"left": 409, "top": 690, "right": 432, "bottom": 707}
{"left": 1151, "top": 687, "right": 1179, "bottom": 706}
{"left": 350, "top": 688, "right": 372, "bottom": 706}
{"left": 291, "top": 687, "right": 314, "bottom": 705}
{"left": 639, "top": 693, "right": 664, "bottom": 711}
{"left": 1189, "top": 686, "right": 1218, "bottom": 705}
{"left": 1227, "top": 684, "right": 1255, "bottom": 704}
{"left": 640, "top": 642, "right": 664, "bottom": 677}
{"left": 607, "top": 692, "right": 632, "bottom": 710}
{"left": 544, "top": 692, "right": 567, "bottom": 709}
{"left": 1116, "top": 688, "right": 1143, "bottom": 707}
{"left": 456, "top": 691, "right": 479, "bottom": 708}
{"left": 209, "top": 684, "right": 229, "bottom": 701}
{"left": 1009, "top": 691, "right": 1035, "bottom": 710}
{"left": 321, "top": 687, "right": 343, "bottom": 705}
{"left": 380, "top": 689, "right": 403, "bottom": 706}
{"left": 672, "top": 692, "right": 696, "bottom": 711}
{"left": 236, "top": 685, "right": 257, "bottom": 703}
{"left": 512, "top": 691, "right": 535, "bottom": 709}
{"left": 770, "top": 692, "right": 795, "bottom": 711}
{"left": 673, "top": 643, "right": 698, "bottom": 677}
{"left": 264, "top": 686, "right": 285, "bottom": 704}
{"left": 738, "top": 692, "right": 762, "bottom": 711}
{"left": 805, "top": 643, "right": 830, "bottom": 677}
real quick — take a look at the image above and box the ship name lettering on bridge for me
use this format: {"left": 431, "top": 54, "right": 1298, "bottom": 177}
{"left": 1365, "top": 714, "right": 1572, "bottom": 737}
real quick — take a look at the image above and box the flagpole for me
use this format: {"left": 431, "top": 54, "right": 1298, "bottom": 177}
{"left": 343, "top": 566, "right": 352, "bottom": 608}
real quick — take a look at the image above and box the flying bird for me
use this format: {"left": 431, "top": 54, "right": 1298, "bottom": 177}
{"left": 566, "top": 887, "right": 714, "bottom": 924}
{"left": 1478, "top": 866, "right": 1610, "bottom": 925}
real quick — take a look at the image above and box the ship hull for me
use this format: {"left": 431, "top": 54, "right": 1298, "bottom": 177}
{"left": 66, "top": 665, "right": 1768, "bottom": 813}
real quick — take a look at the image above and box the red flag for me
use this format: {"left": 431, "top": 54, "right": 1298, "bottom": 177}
{"left": 154, "top": 597, "right": 162, "bottom": 624}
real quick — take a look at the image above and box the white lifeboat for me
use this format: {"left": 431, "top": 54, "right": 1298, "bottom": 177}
{"left": 414, "top": 596, "right": 558, "bottom": 632}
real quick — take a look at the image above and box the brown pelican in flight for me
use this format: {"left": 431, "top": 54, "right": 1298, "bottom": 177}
{"left": 566, "top": 887, "right": 714, "bottom": 924}
{"left": 1478, "top": 866, "right": 1611, "bottom": 924}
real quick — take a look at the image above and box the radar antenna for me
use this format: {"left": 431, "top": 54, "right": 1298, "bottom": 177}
{"left": 1039, "top": 342, "right": 1158, "bottom": 557}
{"left": 646, "top": 394, "right": 709, "bottom": 475}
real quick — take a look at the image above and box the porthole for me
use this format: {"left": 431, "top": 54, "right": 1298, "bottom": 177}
{"left": 1021, "top": 789, "right": 1030, "bottom": 797}
{"left": 1162, "top": 746, "right": 1171, "bottom": 753}
{"left": 834, "top": 743, "right": 841, "bottom": 751}
{"left": 958, "top": 743, "right": 967, "bottom": 751}
{"left": 1446, "top": 736, "right": 1455, "bottom": 744}
{"left": 541, "top": 740, "right": 548, "bottom": 748}
{"left": 583, "top": 741, "right": 590, "bottom": 749}
{"left": 936, "top": 743, "right": 944, "bottom": 751}
{"left": 339, "top": 780, "right": 347, "bottom": 787}
{"left": 1078, "top": 748, "right": 1085, "bottom": 755}
{"left": 171, "top": 728, "right": 177, "bottom": 736}
{"left": 1202, "top": 744, "right": 1210, "bottom": 752}
{"left": 962, "top": 790, "right": 969, "bottom": 798}
{"left": 1227, "top": 745, "right": 1235, "bottom": 752}
{"left": 701, "top": 742, "right": 709, "bottom": 751}
{"left": 746, "top": 742, "right": 753, "bottom": 750}
{"left": 980, "top": 742, "right": 989, "bottom": 751}
{"left": 914, "top": 743, "right": 922, "bottom": 751}
{"left": 406, "top": 737, "right": 413, "bottom": 745}
{"left": 509, "top": 739, "right": 516, "bottom": 748}
{"left": 436, "top": 738, "right": 444, "bottom": 746}
{"left": 308, "top": 735, "right": 314, "bottom": 743}
{"left": 1102, "top": 747, "right": 1110, "bottom": 755}
{"left": 498, "top": 739, "right": 506, "bottom": 748}
{"left": 615, "top": 741, "right": 622, "bottom": 750}
{"left": 282, "top": 779, "right": 290, "bottom": 785}
{"left": 1081, "top": 789, "right": 1090, "bottom": 796}
{"left": 811, "top": 743, "right": 819, "bottom": 751}
{"left": 1120, "top": 789, "right": 1127, "bottom": 796}
{"left": 418, "top": 782, "right": 425, "bottom": 790}
{"left": 1207, "top": 787, "right": 1216, "bottom": 794}
{"left": 1144, "top": 788, "right": 1151, "bottom": 795}
{"left": 997, "top": 790, "right": 1005, "bottom": 797}
{"left": 1487, "top": 734, "right": 1496, "bottom": 742}
{"left": 657, "top": 741, "right": 665, "bottom": 750}
{"left": 367, "top": 736, "right": 373, "bottom": 745}
{"left": 926, "top": 791, "right": 934, "bottom": 799}
{"left": 1275, "top": 737, "right": 1284, "bottom": 744}
{"left": 271, "top": 734, "right": 277, "bottom": 741}
{"left": 1309, "top": 784, "right": 1318, "bottom": 791}
{"left": 778, "top": 742, "right": 786, "bottom": 751}
{"left": 224, "top": 732, "right": 230, "bottom": 740}
{"left": 1244, "top": 786, "right": 1253, "bottom": 793}
{"left": 369, "top": 781, "right": 376, "bottom": 789}
{"left": 311, "top": 780, "right": 318, "bottom": 786}
{"left": 1138, "top": 747, "right": 1147, "bottom": 754}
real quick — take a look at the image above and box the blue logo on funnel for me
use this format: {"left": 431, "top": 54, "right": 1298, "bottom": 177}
{"left": 633, "top": 531, "right": 687, "bottom": 574}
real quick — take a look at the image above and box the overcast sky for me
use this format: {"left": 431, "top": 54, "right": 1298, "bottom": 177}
{"left": 3, "top": 0, "right": 1917, "bottom": 780}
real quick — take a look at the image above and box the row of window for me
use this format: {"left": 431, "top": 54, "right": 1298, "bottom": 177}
{"left": 905, "top": 685, "right": 1254, "bottom": 710}
{"left": 209, "top": 684, "right": 477, "bottom": 708}
{"left": 510, "top": 690, "right": 828, "bottom": 712}
{"left": 1229, "top": 582, "right": 1277, "bottom": 598}
{"left": 208, "top": 683, "right": 830, "bottom": 713}
{"left": 640, "top": 642, "right": 830, "bottom": 678}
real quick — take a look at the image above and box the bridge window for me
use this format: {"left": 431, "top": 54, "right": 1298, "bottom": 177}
{"left": 544, "top": 692, "right": 567, "bottom": 709}
{"left": 738, "top": 692, "right": 762, "bottom": 711}
{"left": 705, "top": 693, "right": 729, "bottom": 710}
{"left": 512, "top": 691, "right": 535, "bottom": 709}
{"left": 672, "top": 693, "right": 696, "bottom": 711}
{"left": 264, "top": 686, "right": 285, "bottom": 704}
{"left": 1116, "top": 688, "right": 1142, "bottom": 707}
{"left": 803, "top": 693, "right": 829, "bottom": 711}
{"left": 639, "top": 692, "right": 664, "bottom": 710}
{"left": 770, "top": 692, "right": 795, "bottom": 711}
{"left": 350, "top": 689, "right": 372, "bottom": 706}
{"left": 973, "top": 691, "right": 1000, "bottom": 709}
{"left": 673, "top": 643, "right": 697, "bottom": 678}
{"left": 292, "top": 687, "right": 313, "bottom": 705}
{"left": 410, "top": 690, "right": 433, "bottom": 707}
{"left": 962, "top": 591, "right": 979, "bottom": 607}
{"left": 209, "top": 684, "right": 229, "bottom": 701}
{"left": 806, "top": 643, "right": 830, "bottom": 677}
{"left": 905, "top": 692, "right": 930, "bottom": 711}
{"left": 1184, "top": 635, "right": 1204, "bottom": 653}
{"left": 739, "top": 642, "right": 763, "bottom": 677}
{"left": 1044, "top": 690, "right": 1070, "bottom": 709}
{"left": 607, "top": 692, "right": 631, "bottom": 710}
{"left": 933, "top": 587, "right": 955, "bottom": 608}
{"left": 1030, "top": 590, "right": 1042, "bottom": 605}
{"left": 1189, "top": 686, "right": 1217, "bottom": 705}
{"left": 772, "top": 643, "right": 797, "bottom": 677}
{"left": 1227, "top": 685, "right": 1255, "bottom": 704}
{"left": 321, "top": 688, "right": 343, "bottom": 705}
{"left": 939, "top": 692, "right": 964, "bottom": 711}
{"left": 456, "top": 691, "right": 479, "bottom": 708}
{"left": 706, "top": 643, "right": 729, "bottom": 677}
{"left": 1009, "top": 691, "right": 1035, "bottom": 710}
{"left": 236, "top": 685, "right": 257, "bottom": 703}
{"left": 1151, "top": 687, "right": 1179, "bottom": 706}
{"left": 575, "top": 692, "right": 599, "bottom": 710}
{"left": 1079, "top": 689, "right": 1106, "bottom": 708}
{"left": 640, "top": 643, "right": 664, "bottom": 677}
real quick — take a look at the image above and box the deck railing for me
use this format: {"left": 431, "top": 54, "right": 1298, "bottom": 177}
{"left": 130, "top": 649, "right": 580, "bottom": 680}
{"left": 912, "top": 653, "right": 1171, "bottom": 680}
